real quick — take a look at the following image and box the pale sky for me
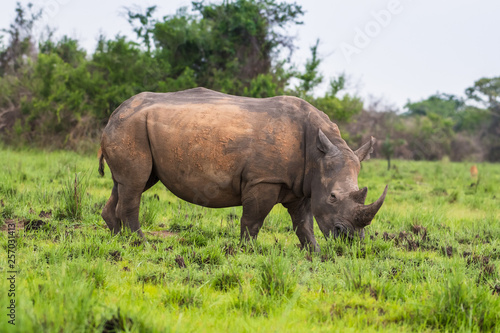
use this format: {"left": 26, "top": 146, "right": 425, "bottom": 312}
{"left": 2, "top": 0, "right": 499, "bottom": 111}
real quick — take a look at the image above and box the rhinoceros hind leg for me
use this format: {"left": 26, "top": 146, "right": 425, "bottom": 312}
{"left": 102, "top": 179, "right": 121, "bottom": 234}
{"left": 102, "top": 173, "right": 158, "bottom": 235}
{"left": 283, "top": 198, "right": 319, "bottom": 252}
{"left": 115, "top": 183, "right": 145, "bottom": 238}
{"left": 240, "top": 184, "right": 281, "bottom": 242}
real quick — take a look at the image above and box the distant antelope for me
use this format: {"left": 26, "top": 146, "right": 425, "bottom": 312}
{"left": 470, "top": 165, "right": 478, "bottom": 178}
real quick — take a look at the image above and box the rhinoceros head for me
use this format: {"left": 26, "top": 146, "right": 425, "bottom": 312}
{"left": 311, "top": 129, "right": 387, "bottom": 240}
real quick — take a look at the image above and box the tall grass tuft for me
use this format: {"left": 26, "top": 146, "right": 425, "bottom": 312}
{"left": 212, "top": 270, "right": 241, "bottom": 292}
{"left": 162, "top": 285, "right": 202, "bottom": 308}
{"left": 55, "top": 172, "right": 89, "bottom": 220}
{"left": 425, "top": 274, "right": 497, "bottom": 331}
{"left": 0, "top": 202, "right": 15, "bottom": 219}
{"left": 258, "top": 247, "right": 297, "bottom": 298}
{"left": 101, "top": 308, "right": 134, "bottom": 333}
{"left": 140, "top": 194, "right": 162, "bottom": 227}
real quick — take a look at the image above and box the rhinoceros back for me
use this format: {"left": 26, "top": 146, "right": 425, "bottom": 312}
{"left": 103, "top": 88, "right": 319, "bottom": 207}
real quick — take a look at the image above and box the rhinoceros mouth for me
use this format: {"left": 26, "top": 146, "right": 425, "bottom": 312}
{"left": 327, "top": 222, "right": 355, "bottom": 240}
{"left": 316, "top": 217, "right": 353, "bottom": 240}
{"left": 330, "top": 220, "right": 369, "bottom": 241}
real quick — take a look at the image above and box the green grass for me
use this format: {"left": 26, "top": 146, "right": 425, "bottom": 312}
{"left": 1, "top": 148, "right": 499, "bottom": 332}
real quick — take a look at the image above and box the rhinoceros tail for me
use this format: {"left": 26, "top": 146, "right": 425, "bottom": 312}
{"left": 98, "top": 147, "right": 105, "bottom": 177}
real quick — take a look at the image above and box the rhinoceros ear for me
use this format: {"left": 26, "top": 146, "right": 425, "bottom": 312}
{"left": 317, "top": 129, "right": 341, "bottom": 156}
{"left": 355, "top": 136, "right": 376, "bottom": 162}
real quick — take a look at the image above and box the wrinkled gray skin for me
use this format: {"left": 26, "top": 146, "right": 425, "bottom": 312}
{"left": 99, "top": 88, "right": 387, "bottom": 251}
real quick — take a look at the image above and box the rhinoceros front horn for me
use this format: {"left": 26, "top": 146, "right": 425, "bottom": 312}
{"left": 354, "top": 185, "right": 388, "bottom": 228}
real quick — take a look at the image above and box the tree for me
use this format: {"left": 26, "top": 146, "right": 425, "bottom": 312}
{"left": 405, "top": 93, "right": 489, "bottom": 133}
{"left": 126, "top": 5, "right": 157, "bottom": 54}
{"left": 312, "top": 78, "right": 362, "bottom": 122}
{"left": 466, "top": 77, "right": 500, "bottom": 161}
{"left": 0, "top": 2, "right": 41, "bottom": 76}
{"left": 294, "top": 39, "right": 322, "bottom": 99}
{"left": 405, "top": 93, "right": 463, "bottom": 118}
{"left": 466, "top": 77, "right": 500, "bottom": 107}
{"left": 381, "top": 135, "right": 404, "bottom": 170}
{"left": 39, "top": 35, "right": 86, "bottom": 67}
{"left": 127, "top": 0, "right": 304, "bottom": 96}
{"left": 0, "top": 1, "right": 363, "bottom": 149}
{"left": 292, "top": 40, "right": 362, "bottom": 122}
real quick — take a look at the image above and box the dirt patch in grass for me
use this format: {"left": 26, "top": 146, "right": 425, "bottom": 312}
{"left": 0, "top": 218, "right": 23, "bottom": 231}
{"left": 1, "top": 212, "right": 59, "bottom": 233}
{"left": 131, "top": 240, "right": 143, "bottom": 247}
{"left": 478, "top": 263, "right": 497, "bottom": 284}
{"left": 222, "top": 243, "right": 237, "bottom": 256}
{"left": 382, "top": 232, "right": 395, "bottom": 241}
{"left": 109, "top": 250, "right": 122, "bottom": 262}
{"left": 321, "top": 254, "right": 334, "bottom": 263}
{"left": 462, "top": 253, "right": 497, "bottom": 283}
{"left": 137, "top": 272, "right": 167, "bottom": 284}
{"left": 441, "top": 246, "right": 453, "bottom": 257}
{"left": 175, "top": 255, "right": 186, "bottom": 268}
{"left": 390, "top": 267, "right": 399, "bottom": 278}
{"left": 380, "top": 227, "right": 440, "bottom": 253}
{"left": 1, "top": 218, "right": 49, "bottom": 232}
{"left": 148, "top": 230, "right": 176, "bottom": 238}
{"left": 24, "top": 219, "right": 47, "bottom": 231}
{"left": 383, "top": 231, "right": 421, "bottom": 251}
{"left": 411, "top": 224, "right": 428, "bottom": 240}
{"left": 39, "top": 210, "right": 52, "bottom": 218}
{"left": 102, "top": 309, "right": 133, "bottom": 333}
{"left": 465, "top": 254, "right": 490, "bottom": 266}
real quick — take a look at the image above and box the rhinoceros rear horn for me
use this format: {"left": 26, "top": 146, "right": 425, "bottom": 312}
{"left": 354, "top": 185, "right": 388, "bottom": 228}
{"left": 350, "top": 187, "right": 368, "bottom": 204}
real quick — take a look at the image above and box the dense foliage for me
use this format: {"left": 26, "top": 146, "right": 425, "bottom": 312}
{"left": 344, "top": 82, "right": 500, "bottom": 162}
{"left": 0, "top": 1, "right": 361, "bottom": 150}
{"left": 0, "top": 1, "right": 498, "bottom": 161}
{"left": 1, "top": 149, "right": 499, "bottom": 331}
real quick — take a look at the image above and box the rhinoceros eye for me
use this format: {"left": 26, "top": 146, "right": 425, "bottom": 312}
{"left": 330, "top": 193, "right": 336, "bottom": 200}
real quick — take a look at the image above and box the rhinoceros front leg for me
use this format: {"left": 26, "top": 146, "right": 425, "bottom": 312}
{"left": 283, "top": 198, "right": 320, "bottom": 252}
{"left": 240, "top": 184, "right": 281, "bottom": 242}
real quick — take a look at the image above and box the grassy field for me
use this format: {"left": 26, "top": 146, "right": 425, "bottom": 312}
{"left": 1, "top": 148, "right": 499, "bottom": 332}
